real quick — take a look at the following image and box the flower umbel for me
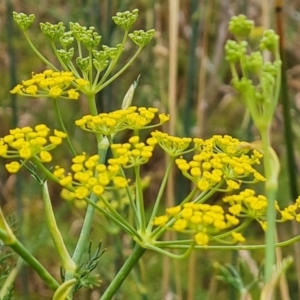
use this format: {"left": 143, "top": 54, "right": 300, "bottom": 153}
{"left": 176, "top": 135, "right": 265, "bottom": 192}
{"left": 153, "top": 202, "right": 242, "bottom": 246}
{"left": 10, "top": 70, "right": 89, "bottom": 100}
{"left": 75, "top": 106, "right": 169, "bottom": 138}
{"left": 0, "top": 125, "right": 67, "bottom": 173}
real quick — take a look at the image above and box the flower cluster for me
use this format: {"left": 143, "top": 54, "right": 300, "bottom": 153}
{"left": 54, "top": 153, "right": 128, "bottom": 205}
{"left": 223, "top": 189, "right": 268, "bottom": 226}
{"left": 223, "top": 190, "right": 300, "bottom": 230}
{"left": 10, "top": 70, "right": 89, "bottom": 100}
{"left": 75, "top": 106, "right": 169, "bottom": 136}
{"left": 0, "top": 125, "right": 67, "bottom": 173}
{"left": 110, "top": 136, "right": 156, "bottom": 168}
{"left": 153, "top": 202, "right": 243, "bottom": 246}
{"left": 225, "top": 15, "right": 281, "bottom": 129}
{"left": 278, "top": 197, "right": 300, "bottom": 222}
{"left": 150, "top": 131, "right": 192, "bottom": 156}
{"left": 175, "top": 135, "right": 265, "bottom": 192}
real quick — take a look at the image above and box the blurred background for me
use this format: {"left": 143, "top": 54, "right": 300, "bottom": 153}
{"left": 1, "top": 0, "right": 300, "bottom": 299}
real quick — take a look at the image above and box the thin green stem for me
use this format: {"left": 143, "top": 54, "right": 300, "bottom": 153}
{"left": 70, "top": 93, "right": 105, "bottom": 269}
{"left": 53, "top": 99, "right": 77, "bottom": 156}
{"left": 120, "top": 168, "right": 139, "bottom": 224}
{"left": 42, "top": 182, "right": 76, "bottom": 273}
{"left": 145, "top": 242, "right": 194, "bottom": 259}
{"left": 50, "top": 41, "right": 69, "bottom": 71}
{"left": 0, "top": 228, "right": 59, "bottom": 290}
{"left": 214, "top": 218, "right": 253, "bottom": 239}
{"left": 92, "top": 195, "right": 141, "bottom": 239}
{"left": 22, "top": 31, "right": 58, "bottom": 70}
{"left": 192, "top": 181, "right": 225, "bottom": 204}
{"left": 96, "top": 30, "right": 129, "bottom": 88}
{"left": 147, "top": 157, "right": 175, "bottom": 232}
{"left": 100, "top": 244, "right": 146, "bottom": 300}
{"left": 134, "top": 165, "right": 146, "bottom": 232}
{"left": 260, "top": 127, "right": 278, "bottom": 283}
{"left": 32, "top": 157, "right": 60, "bottom": 183}
{"left": 94, "top": 47, "right": 143, "bottom": 93}
{"left": 156, "top": 233, "right": 300, "bottom": 250}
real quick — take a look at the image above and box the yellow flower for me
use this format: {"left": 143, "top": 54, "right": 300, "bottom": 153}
{"left": 10, "top": 84, "right": 23, "bottom": 94}
{"left": 173, "top": 219, "right": 188, "bottom": 231}
{"left": 0, "top": 125, "right": 67, "bottom": 173}
{"left": 93, "top": 185, "right": 104, "bottom": 196}
{"left": 166, "top": 205, "right": 181, "bottom": 216}
{"left": 68, "top": 89, "right": 79, "bottom": 99}
{"left": 49, "top": 86, "right": 63, "bottom": 97}
{"left": 153, "top": 215, "right": 169, "bottom": 226}
{"left": 194, "top": 232, "right": 209, "bottom": 245}
{"left": 40, "top": 151, "right": 52, "bottom": 162}
{"left": 5, "top": 161, "right": 21, "bottom": 173}
{"left": 10, "top": 70, "right": 88, "bottom": 100}
{"left": 231, "top": 232, "right": 246, "bottom": 243}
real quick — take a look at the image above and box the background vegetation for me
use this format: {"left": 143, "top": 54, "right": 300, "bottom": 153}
{"left": 1, "top": 0, "right": 300, "bottom": 299}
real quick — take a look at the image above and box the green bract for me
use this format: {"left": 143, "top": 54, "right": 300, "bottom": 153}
{"left": 259, "top": 29, "right": 279, "bottom": 53}
{"left": 57, "top": 48, "right": 75, "bottom": 64}
{"left": 225, "top": 15, "right": 281, "bottom": 129}
{"left": 112, "top": 9, "right": 139, "bottom": 30}
{"left": 229, "top": 14, "right": 254, "bottom": 40}
{"left": 40, "top": 22, "right": 65, "bottom": 41}
{"left": 60, "top": 31, "right": 74, "bottom": 48}
{"left": 129, "top": 29, "right": 155, "bottom": 48}
{"left": 13, "top": 12, "right": 35, "bottom": 30}
{"left": 225, "top": 40, "right": 247, "bottom": 64}
{"left": 245, "top": 51, "right": 263, "bottom": 75}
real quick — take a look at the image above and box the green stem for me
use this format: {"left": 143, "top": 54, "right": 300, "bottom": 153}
{"left": 260, "top": 126, "right": 278, "bottom": 283}
{"left": 42, "top": 182, "right": 76, "bottom": 273}
{"left": 147, "top": 157, "right": 174, "bottom": 232}
{"left": 70, "top": 94, "right": 105, "bottom": 267}
{"left": 214, "top": 218, "right": 252, "bottom": 239}
{"left": 156, "top": 232, "right": 300, "bottom": 250}
{"left": 0, "top": 228, "right": 59, "bottom": 290}
{"left": 22, "top": 31, "right": 58, "bottom": 70}
{"left": 84, "top": 196, "right": 142, "bottom": 240}
{"left": 71, "top": 194, "right": 99, "bottom": 263}
{"left": 87, "top": 93, "right": 99, "bottom": 117}
{"left": 71, "top": 158, "right": 108, "bottom": 263}
{"left": 96, "top": 30, "right": 129, "bottom": 88}
{"left": 50, "top": 41, "right": 69, "bottom": 71}
{"left": 135, "top": 165, "right": 146, "bottom": 232}
{"left": 100, "top": 244, "right": 146, "bottom": 300}
{"left": 53, "top": 99, "right": 77, "bottom": 156}
{"left": 94, "top": 47, "right": 142, "bottom": 93}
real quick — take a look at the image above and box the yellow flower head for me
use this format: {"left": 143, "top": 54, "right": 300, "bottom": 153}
{"left": 75, "top": 106, "right": 169, "bottom": 136}
{"left": 153, "top": 202, "right": 241, "bottom": 246}
{"left": 53, "top": 152, "right": 128, "bottom": 205}
{"left": 175, "top": 135, "right": 264, "bottom": 192}
{"left": 109, "top": 136, "right": 155, "bottom": 168}
{"left": 10, "top": 70, "right": 88, "bottom": 100}
{"left": 0, "top": 125, "right": 67, "bottom": 173}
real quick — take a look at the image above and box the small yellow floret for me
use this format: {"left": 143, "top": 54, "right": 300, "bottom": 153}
{"left": 194, "top": 232, "right": 209, "bottom": 245}
{"left": 153, "top": 215, "right": 169, "bottom": 226}
{"left": 166, "top": 205, "right": 181, "bottom": 216}
{"left": 5, "top": 161, "right": 21, "bottom": 173}
{"left": 231, "top": 232, "right": 246, "bottom": 243}
{"left": 173, "top": 219, "right": 187, "bottom": 231}
{"left": 40, "top": 151, "right": 52, "bottom": 162}
{"left": 93, "top": 185, "right": 104, "bottom": 196}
